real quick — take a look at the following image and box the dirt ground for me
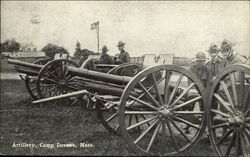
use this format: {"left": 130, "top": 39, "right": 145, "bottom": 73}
{"left": 0, "top": 58, "right": 216, "bottom": 156}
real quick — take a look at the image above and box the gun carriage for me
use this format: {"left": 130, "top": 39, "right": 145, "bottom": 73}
{"left": 8, "top": 55, "right": 250, "bottom": 156}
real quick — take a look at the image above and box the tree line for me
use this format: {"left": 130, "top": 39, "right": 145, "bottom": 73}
{"left": 0, "top": 39, "right": 95, "bottom": 59}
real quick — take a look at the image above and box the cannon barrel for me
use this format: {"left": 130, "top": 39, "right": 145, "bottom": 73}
{"left": 14, "top": 66, "right": 39, "bottom": 76}
{"left": 68, "top": 66, "right": 132, "bottom": 85}
{"left": 8, "top": 59, "right": 43, "bottom": 69}
{"left": 8, "top": 59, "right": 132, "bottom": 85}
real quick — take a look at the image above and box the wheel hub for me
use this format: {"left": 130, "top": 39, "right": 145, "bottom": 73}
{"left": 58, "top": 80, "right": 67, "bottom": 86}
{"left": 158, "top": 106, "right": 173, "bottom": 119}
{"left": 227, "top": 112, "right": 245, "bottom": 129}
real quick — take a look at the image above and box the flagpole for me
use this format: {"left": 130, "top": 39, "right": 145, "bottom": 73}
{"left": 97, "top": 21, "right": 99, "bottom": 54}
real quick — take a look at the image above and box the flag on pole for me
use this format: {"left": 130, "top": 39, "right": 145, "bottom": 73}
{"left": 91, "top": 21, "right": 99, "bottom": 30}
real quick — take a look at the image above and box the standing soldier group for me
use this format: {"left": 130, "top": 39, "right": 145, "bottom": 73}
{"left": 190, "top": 39, "right": 243, "bottom": 87}
{"left": 99, "top": 40, "right": 130, "bottom": 65}
{"left": 183, "top": 39, "right": 243, "bottom": 134}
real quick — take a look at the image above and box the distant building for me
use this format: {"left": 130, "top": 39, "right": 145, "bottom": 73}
{"left": 1, "top": 43, "right": 45, "bottom": 58}
{"left": 20, "top": 43, "right": 38, "bottom": 52}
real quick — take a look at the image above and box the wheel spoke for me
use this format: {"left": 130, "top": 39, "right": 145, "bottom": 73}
{"left": 42, "top": 77, "right": 58, "bottom": 84}
{"left": 129, "top": 115, "right": 133, "bottom": 126}
{"left": 211, "top": 109, "right": 231, "bottom": 118}
{"left": 40, "top": 84, "right": 56, "bottom": 87}
{"left": 225, "top": 132, "right": 236, "bottom": 156}
{"left": 105, "top": 112, "right": 118, "bottom": 123}
{"left": 244, "top": 128, "right": 250, "bottom": 138}
{"left": 146, "top": 122, "right": 161, "bottom": 152}
{"left": 166, "top": 120, "right": 178, "bottom": 151}
{"left": 125, "top": 111, "right": 158, "bottom": 115}
{"left": 168, "top": 74, "right": 183, "bottom": 105}
{"left": 41, "top": 86, "right": 58, "bottom": 96}
{"left": 214, "top": 93, "right": 234, "bottom": 114}
{"left": 170, "top": 83, "right": 195, "bottom": 107}
{"left": 173, "top": 96, "right": 202, "bottom": 110}
{"left": 173, "top": 117, "right": 200, "bottom": 130}
{"left": 151, "top": 73, "right": 164, "bottom": 105}
{"left": 229, "top": 73, "right": 238, "bottom": 107}
{"left": 135, "top": 115, "right": 141, "bottom": 132}
{"left": 243, "top": 92, "right": 250, "bottom": 113}
{"left": 134, "top": 120, "right": 159, "bottom": 144}
{"left": 30, "top": 86, "right": 37, "bottom": 91}
{"left": 212, "top": 122, "right": 228, "bottom": 129}
{"left": 137, "top": 82, "right": 161, "bottom": 107}
{"left": 164, "top": 71, "right": 171, "bottom": 104}
{"left": 244, "top": 109, "right": 250, "bottom": 117}
{"left": 128, "top": 77, "right": 165, "bottom": 108}
{"left": 235, "top": 132, "right": 240, "bottom": 157}
{"left": 129, "top": 95, "right": 159, "bottom": 111}
{"left": 45, "top": 69, "right": 59, "bottom": 81}
{"left": 239, "top": 72, "right": 245, "bottom": 110}
{"left": 127, "top": 116, "right": 157, "bottom": 131}
{"left": 169, "top": 119, "right": 191, "bottom": 143}
{"left": 240, "top": 133, "right": 248, "bottom": 157}
{"left": 161, "top": 120, "right": 167, "bottom": 153}
{"left": 140, "top": 115, "right": 151, "bottom": 126}
{"left": 174, "top": 111, "right": 204, "bottom": 115}
{"left": 242, "top": 131, "right": 250, "bottom": 146}
{"left": 216, "top": 128, "right": 233, "bottom": 146}
{"left": 220, "top": 81, "right": 234, "bottom": 106}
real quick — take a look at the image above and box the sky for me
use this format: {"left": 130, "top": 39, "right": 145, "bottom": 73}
{"left": 1, "top": 1, "right": 249, "bottom": 58}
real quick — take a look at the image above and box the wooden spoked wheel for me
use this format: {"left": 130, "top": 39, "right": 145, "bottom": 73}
{"left": 25, "top": 58, "right": 51, "bottom": 99}
{"left": 207, "top": 64, "right": 250, "bottom": 157}
{"left": 119, "top": 65, "right": 206, "bottom": 156}
{"left": 36, "top": 59, "right": 79, "bottom": 99}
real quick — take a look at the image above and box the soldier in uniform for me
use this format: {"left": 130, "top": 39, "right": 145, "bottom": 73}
{"left": 220, "top": 39, "right": 242, "bottom": 67}
{"left": 205, "top": 44, "right": 223, "bottom": 78}
{"left": 189, "top": 51, "right": 210, "bottom": 87}
{"left": 99, "top": 45, "right": 114, "bottom": 64}
{"left": 116, "top": 41, "right": 130, "bottom": 63}
{"left": 183, "top": 52, "right": 210, "bottom": 134}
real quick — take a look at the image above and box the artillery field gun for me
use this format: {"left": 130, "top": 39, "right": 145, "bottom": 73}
{"left": 8, "top": 53, "right": 250, "bottom": 156}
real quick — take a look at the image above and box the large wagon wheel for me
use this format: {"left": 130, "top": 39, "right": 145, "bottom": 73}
{"left": 25, "top": 58, "right": 51, "bottom": 99}
{"left": 96, "top": 63, "right": 142, "bottom": 135}
{"left": 207, "top": 64, "right": 250, "bottom": 157}
{"left": 119, "top": 65, "right": 206, "bottom": 156}
{"left": 36, "top": 59, "right": 79, "bottom": 100}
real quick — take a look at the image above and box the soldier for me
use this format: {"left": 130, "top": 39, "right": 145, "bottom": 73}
{"left": 220, "top": 39, "right": 242, "bottom": 66}
{"left": 205, "top": 44, "right": 223, "bottom": 78}
{"left": 99, "top": 45, "right": 114, "bottom": 64}
{"left": 189, "top": 51, "right": 210, "bottom": 87}
{"left": 116, "top": 41, "right": 130, "bottom": 63}
{"left": 183, "top": 52, "right": 210, "bottom": 134}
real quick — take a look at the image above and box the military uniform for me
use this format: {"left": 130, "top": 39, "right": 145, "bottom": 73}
{"left": 118, "top": 50, "right": 130, "bottom": 63}
{"left": 189, "top": 64, "right": 210, "bottom": 87}
{"left": 99, "top": 53, "right": 114, "bottom": 64}
{"left": 220, "top": 53, "right": 242, "bottom": 67}
{"left": 205, "top": 56, "right": 223, "bottom": 77}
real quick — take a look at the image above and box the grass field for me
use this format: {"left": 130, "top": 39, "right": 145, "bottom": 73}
{"left": 0, "top": 58, "right": 216, "bottom": 156}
